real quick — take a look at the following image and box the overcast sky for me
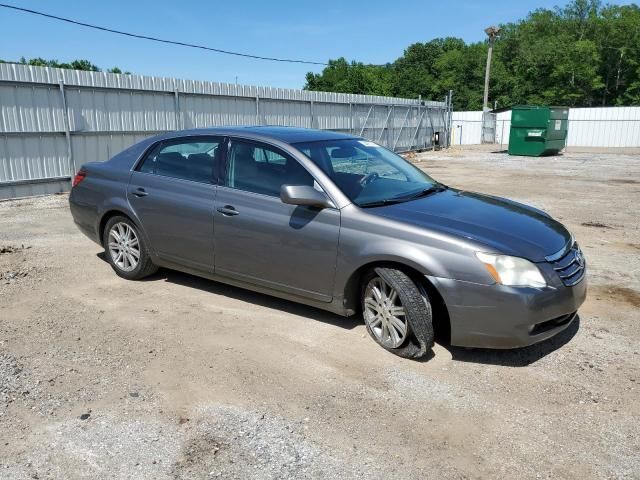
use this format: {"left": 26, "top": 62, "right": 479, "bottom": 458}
{"left": 1, "top": 0, "right": 636, "bottom": 89}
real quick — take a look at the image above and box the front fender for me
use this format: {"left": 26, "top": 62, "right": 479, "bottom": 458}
{"left": 351, "top": 242, "right": 447, "bottom": 278}
{"left": 333, "top": 208, "right": 497, "bottom": 306}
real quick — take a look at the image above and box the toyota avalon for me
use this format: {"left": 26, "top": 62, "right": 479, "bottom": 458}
{"left": 69, "top": 127, "right": 587, "bottom": 358}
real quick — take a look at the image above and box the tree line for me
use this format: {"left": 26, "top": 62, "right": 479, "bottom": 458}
{"left": 0, "top": 56, "right": 129, "bottom": 75}
{"left": 304, "top": 0, "right": 640, "bottom": 110}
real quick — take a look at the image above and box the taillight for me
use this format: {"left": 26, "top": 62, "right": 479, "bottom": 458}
{"left": 72, "top": 169, "right": 87, "bottom": 187}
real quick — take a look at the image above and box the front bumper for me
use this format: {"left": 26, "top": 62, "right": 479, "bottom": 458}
{"left": 427, "top": 273, "right": 587, "bottom": 349}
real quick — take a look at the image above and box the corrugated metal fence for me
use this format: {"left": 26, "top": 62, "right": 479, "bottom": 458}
{"left": 452, "top": 107, "right": 640, "bottom": 147}
{"left": 0, "top": 64, "right": 451, "bottom": 199}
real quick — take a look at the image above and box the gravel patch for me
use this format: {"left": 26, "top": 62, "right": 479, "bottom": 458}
{"left": 1, "top": 147, "right": 638, "bottom": 479}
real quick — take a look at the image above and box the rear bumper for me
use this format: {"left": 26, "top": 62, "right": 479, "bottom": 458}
{"left": 69, "top": 192, "right": 101, "bottom": 245}
{"left": 427, "top": 274, "right": 587, "bottom": 349}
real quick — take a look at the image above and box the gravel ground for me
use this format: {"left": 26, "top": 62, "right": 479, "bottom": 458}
{"left": 0, "top": 146, "right": 638, "bottom": 479}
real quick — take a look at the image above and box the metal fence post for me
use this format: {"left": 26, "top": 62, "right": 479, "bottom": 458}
{"left": 387, "top": 107, "right": 393, "bottom": 148}
{"left": 425, "top": 107, "right": 435, "bottom": 150}
{"left": 349, "top": 103, "right": 353, "bottom": 134}
{"left": 359, "top": 105, "right": 374, "bottom": 137}
{"left": 441, "top": 95, "right": 448, "bottom": 148}
{"left": 173, "top": 89, "right": 183, "bottom": 130}
{"left": 447, "top": 90, "right": 454, "bottom": 148}
{"left": 58, "top": 81, "right": 74, "bottom": 179}
{"left": 255, "top": 95, "right": 260, "bottom": 125}
{"left": 310, "top": 100, "right": 314, "bottom": 129}
{"left": 410, "top": 108, "right": 427, "bottom": 151}
{"left": 417, "top": 96, "right": 421, "bottom": 148}
{"left": 377, "top": 105, "right": 393, "bottom": 144}
{"left": 393, "top": 107, "right": 411, "bottom": 151}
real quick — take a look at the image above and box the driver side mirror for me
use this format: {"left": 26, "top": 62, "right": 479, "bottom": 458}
{"left": 280, "top": 185, "right": 333, "bottom": 209}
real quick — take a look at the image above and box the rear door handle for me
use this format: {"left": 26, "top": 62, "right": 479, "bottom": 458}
{"left": 131, "top": 187, "right": 148, "bottom": 197}
{"left": 217, "top": 205, "right": 239, "bottom": 216}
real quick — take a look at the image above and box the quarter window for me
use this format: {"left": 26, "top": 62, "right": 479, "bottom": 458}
{"left": 137, "top": 138, "right": 222, "bottom": 183}
{"left": 225, "top": 141, "right": 314, "bottom": 196}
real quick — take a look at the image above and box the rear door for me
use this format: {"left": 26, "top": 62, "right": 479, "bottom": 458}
{"left": 128, "top": 136, "right": 224, "bottom": 272}
{"left": 213, "top": 138, "right": 340, "bottom": 301}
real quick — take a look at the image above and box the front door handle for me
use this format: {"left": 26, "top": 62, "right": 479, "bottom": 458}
{"left": 217, "top": 205, "right": 239, "bottom": 216}
{"left": 131, "top": 187, "right": 149, "bottom": 197}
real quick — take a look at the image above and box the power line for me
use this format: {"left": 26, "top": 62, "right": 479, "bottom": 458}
{"left": 0, "top": 3, "right": 441, "bottom": 72}
{"left": 0, "top": 3, "right": 329, "bottom": 66}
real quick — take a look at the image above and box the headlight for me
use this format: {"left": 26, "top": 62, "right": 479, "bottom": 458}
{"left": 475, "top": 252, "right": 546, "bottom": 288}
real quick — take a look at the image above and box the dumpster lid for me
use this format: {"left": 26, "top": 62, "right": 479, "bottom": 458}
{"left": 490, "top": 105, "right": 569, "bottom": 114}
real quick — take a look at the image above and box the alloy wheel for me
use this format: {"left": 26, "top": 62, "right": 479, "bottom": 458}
{"left": 363, "top": 276, "right": 409, "bottom": 348}
{"left": 108, "top": 222, "right": 140, "bottom": 272}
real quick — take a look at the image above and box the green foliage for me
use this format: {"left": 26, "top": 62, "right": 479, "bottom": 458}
{"left": 0, "top": 56, "right": 130, "bottom": 74}
{"left": 304, "top": 0, "right": 640, "bottom": 109}
{"left": 305, "top": 58, "right": 392, "bottom": 95}
{"left": 17, "top": 56, "right": 101, "bottom": 71}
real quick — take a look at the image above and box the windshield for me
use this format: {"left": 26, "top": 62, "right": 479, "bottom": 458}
{"left": 293, "top": 138, "right": 440, "bottom": 207}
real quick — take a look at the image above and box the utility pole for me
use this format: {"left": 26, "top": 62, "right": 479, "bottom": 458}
{"left": 483, "top": 26, "right": 501, "bottom": 112}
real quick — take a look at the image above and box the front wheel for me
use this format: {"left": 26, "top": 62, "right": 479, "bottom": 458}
{"left": 361, "top": 267, "right": 434, "bottom": 359}
{"left": 103, "top": 215, "right": 158, "bottom": 280}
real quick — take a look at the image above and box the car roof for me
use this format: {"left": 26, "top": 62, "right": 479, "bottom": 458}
{"left": 160, "top": 126, "right": 358, "bottom": 144}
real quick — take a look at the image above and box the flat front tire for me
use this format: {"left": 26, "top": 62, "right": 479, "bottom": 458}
{"left": 361, "top": 267, "right": 434, "bottom": 359}
{"left": 103, "top": 215, "right": 158, "bottom": 280}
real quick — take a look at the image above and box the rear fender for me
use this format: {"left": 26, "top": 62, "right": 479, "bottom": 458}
{"left": 96, "top": 196, "right": 155, "bottom": 257}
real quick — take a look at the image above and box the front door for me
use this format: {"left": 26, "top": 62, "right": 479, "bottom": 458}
{"left": 128, "top": 136, "right": 223, "bottom": 271}
{"left": 213, "top": 139, "right": 340, "bottom": 302}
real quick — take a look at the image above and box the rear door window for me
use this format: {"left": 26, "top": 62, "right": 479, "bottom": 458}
{"left": 137, "top": 138, "right": 222, "bottom": 184}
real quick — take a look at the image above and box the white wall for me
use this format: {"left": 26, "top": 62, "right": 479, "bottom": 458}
{"left": 496, "top": 111, "right": 512, "bottom": 146}
{"left": 455, "top": 107, "right": 640, "bottom": 148}
{"left": 567, "top": 107, "right": 640, "bottom": 147}
{"left": 451, "top": 111, "right": 483, "bottom": 145}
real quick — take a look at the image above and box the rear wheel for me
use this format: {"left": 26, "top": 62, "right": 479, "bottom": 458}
{"left": 361, "top": 267, "right": 434, "bottom": 359}
{"left": 103, "top": 216, "right": 158, "bottom": 280}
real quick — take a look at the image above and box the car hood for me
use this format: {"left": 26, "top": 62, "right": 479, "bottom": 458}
{"left": 366, "top": 188, "right": 571, "bottom": 262}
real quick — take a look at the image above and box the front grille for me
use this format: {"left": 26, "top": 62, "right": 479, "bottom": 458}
{"left": 548, "top": 244, "right": 586, "bottom": 287}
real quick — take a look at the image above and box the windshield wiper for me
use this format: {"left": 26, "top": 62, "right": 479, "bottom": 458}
{"left": 357, "top": 198, "right": 407, "bottom": 208}
{"left": 357, "top": 184, "right": 448, "bottom": 209}
{"left": 393, "top": 183, "right": 448, "bottom": 201}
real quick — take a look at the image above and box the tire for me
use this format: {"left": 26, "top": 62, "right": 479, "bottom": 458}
{"left": 361, "top": 267, "right": 434, "bottom": 359}
{"left": 103, "top": 215, "right": 158, "bottom": 280}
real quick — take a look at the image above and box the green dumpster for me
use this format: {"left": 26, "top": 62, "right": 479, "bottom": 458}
{"left": 508, "top": 106, "right": 569, "bottom": 156}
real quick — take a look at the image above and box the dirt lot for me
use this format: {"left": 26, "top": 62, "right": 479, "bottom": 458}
{"left": 1, "top": 146, "right": 639, "bottom": 479}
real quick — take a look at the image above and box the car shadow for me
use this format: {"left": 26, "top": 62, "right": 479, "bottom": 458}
{"left": 96, "top": 253, "right": 360, "bottom": 331}
{"left": 289, "top": 206, "right": 322, "bottom": 230}
{"left": 155, "top": 269, "right": 363, "bottom": 330}
{"left": 443, "top": 316, "right": 580, "bottom": 367}
{"left": 97, "top": 252, "right": 579, "bottom": 362}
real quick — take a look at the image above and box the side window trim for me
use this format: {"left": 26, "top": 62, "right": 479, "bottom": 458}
{"left": 214, "top": 137, "right": 229, "bottom": 186}
{"left": 225, "top": 137, "right": 316, "bottom": 197}
{"left": 134, "top": 135, "right": 225, "bottom": 184}
{"left": 133, "top": 141, "right": 163, "bottom": 173}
